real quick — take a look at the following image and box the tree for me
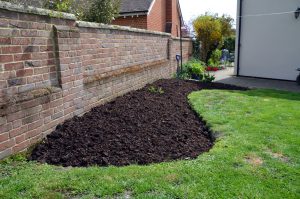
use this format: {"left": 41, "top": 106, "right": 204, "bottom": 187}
{"left": 193, "top": 15, "right": 222, "bottom": 63}
{"left": 3, "top": 0, "right": 121, "bottom": 24}
{"left": 83, "top": 0, "right": 120, "bottom": 24}
{"left": 219, "top": 14, "right": 235, "bottom": 37}
{"left": 222, "top": 36, "right": 236, "bottom": 53}
{"left": 193, "top": 13, "right": 235, "bottom": 63}
{"left": 46, "top": 0, "right": 120, "bottom": 23}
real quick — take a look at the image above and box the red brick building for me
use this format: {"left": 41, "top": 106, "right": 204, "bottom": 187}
{"left": 112, "top": 0, "right": 183, "bottom": 37}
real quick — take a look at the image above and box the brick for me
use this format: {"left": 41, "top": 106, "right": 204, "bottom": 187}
{"left": 0, "top": 70, "right": 15, "bottom": 79}
{"left": 0, "top": 139, "right": 15, "bottom": 151}
{"left": 31, "top": 38, "right": 47, "bottom": 45}
{"left": 16, "top": 69, "right": 33, "bottom": 77}
{"left": 0, "top": 9, "right": 19, "bottom": 19}
{"left": 42, "top": 118, "right": 61, "bottom": 132}
{"left": 12, "top": 140, "right": 30, "bottom": 153}
{"left": 28, "top": 119, "right": 43, "bottom": 131}
{"left": 1, "top": 46, "right": 22, "bottom": 54}
{"left": 22, "top": 114, "right": 40, "bottom": 125}
{"left": 22, "top": 46, "right": 39, "bottom": 53}
{"left": 0, "top": 55, "right": 13, "bottom": 63}
{"left": 20, "top": 30, "right": 38, "bottom": 37}
{"left": 20, "top": 99, "right": 40, "bottom": 109}
{"left": 0, "top": 18, "right": 8, "bottom": 27}
{"left": 12, "top": 119, "right": 22, "bottom": 128}
{"left": 22, "top": 13, "right": 37, "bottom": 22}
{"left": 0, "top": 123, "right": 12, "bottom": 134}
{"left": 0, "top": 133, "right": 9, "bottom": 142}
{"left": 7, "top": 111, "right": 24, "bottom": 122}
{"left": 7, "top": 78, "right": 26, "bottom": 86}
{"left": 51, "top": 111, "right": 63, "bottom": 120}
{"left": 9, "top": 126, "right": 28, "bottom": 137}
{"left": 23, "top": 105, "right": 42, "bottom": 118}
{"left": 4, "top": 62, "right": 24, "bottom": 71}
{"left": 0, "top": 37, "right": 11, "bottom": 45}
{"left": 11, "top": 38, "right": 31, "bottom": 45}
{"left": 50, "top": 99, "right": 63, "bottom": 108}
{"left": 30, "top": 22, "right": 47, "bottom": 30}
{"left": 0, "top": 117, "right": 6, "bottom": 126}
{"left": 25, "top": 128, "right": 40, "bottom": 139}
{"left": 27, "top": 75, "right": 44, "bottom": 84}
{"left": 15, "top": 134, "right": 25, "bottom": 144}
{"left": 36, "top": 52, "right": 54, "bottom": 61}
{"left": 44, "top": 116, "right": 52, "bottom": 124}
{"left": 0, "top": 148, "right": 12, "bottom": 159}
{"left": 8, "top": 20, "right": 29, "bottom": 29}
{"left": 40, "top": 46, "right": 53, "bottom": 52}
{"left": 41, "top": 109, "right": 54, "bottom": 118}
{"left": 0, "top": 28, "right": 19, "bottom": 37}
{"left": 14, "top": 53, "right": 32, "bottom": 61}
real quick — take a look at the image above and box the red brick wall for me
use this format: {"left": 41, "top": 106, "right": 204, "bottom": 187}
{"left": 172, "top": 0, "right": 181, "bottom": 37}
{"left": 0, "top": 6, "right": 192, "bottom": 159}
{"left": 112, "top": 15, "right": 147, "bottom": 29}
{"left": 147, "top": 0, "right": 166, "bottom": 32}
{"left": 166, "top": 0, "right": 172, "bottom": 22}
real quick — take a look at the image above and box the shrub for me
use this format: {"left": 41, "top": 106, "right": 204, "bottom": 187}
{"left": 83, "top": 0, "right": 120, "bottom": 24}
{"left": 208, "top": 49, "right": 222, "bottom": 67}
{"left": 222, "top": 36, "right": 236, "bottom": 53}
{"left": 178, "top": 59, "right": 215, "bottom": 83}
{"left": 3, "top": 0, "right": 121, "bottom": 24}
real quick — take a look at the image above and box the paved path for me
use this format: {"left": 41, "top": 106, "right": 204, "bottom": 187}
{"left": 211, "top": 68, "right": 300, "bottom": 93}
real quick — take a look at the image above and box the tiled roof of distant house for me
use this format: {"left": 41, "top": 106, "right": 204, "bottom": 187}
{"left": 119, "top": 0, "right": 154, "bottom": 14}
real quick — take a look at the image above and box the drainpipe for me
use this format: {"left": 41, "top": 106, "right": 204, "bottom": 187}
{"left": 179, "top": 10, "right": 183, "bottom": 72}
{"left": 236, "top": 0, "right": 243, "bottom": 76}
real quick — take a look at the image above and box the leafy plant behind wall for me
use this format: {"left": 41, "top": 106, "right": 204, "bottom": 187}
{"left": 3, "top": 0, "right": 121, "bottom": 24}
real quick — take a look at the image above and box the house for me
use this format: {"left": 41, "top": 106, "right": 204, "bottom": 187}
{"left": 112, "top": 0, "right": 183, "bottom": 37}
{"left": 235, "top": 0, "right": 300, "bottom": 81}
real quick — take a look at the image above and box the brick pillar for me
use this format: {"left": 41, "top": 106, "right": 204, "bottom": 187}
{"left": 53, "top": 25, "right": 84, "bottom": 120}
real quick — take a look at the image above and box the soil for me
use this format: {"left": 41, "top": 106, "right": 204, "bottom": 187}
{"left": 30, "top": 79, "right": 247, "bottom": 167}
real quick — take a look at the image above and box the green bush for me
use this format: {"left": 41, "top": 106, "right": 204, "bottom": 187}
{"left": 4, "top": 0, "right": 121, "bottom": 24}
{"left": 222, "top": 36, "right": 236, "bottom": 53}
{"left": 83, "top": 0, "right": 120, "bottom": 24}
{"left": 208, "top": 49, "right": 222, "bottom": 66}
{"left": 178, "top": 59, "right": 215, "bottom": 83}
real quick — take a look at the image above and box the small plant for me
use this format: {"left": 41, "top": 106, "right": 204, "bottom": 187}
{"left": 202, "top": 73, "right": 215, "bottom": 83}
{"left": 208, "top": 49, "right": 222, "bottom": 67}
{"left": 177, "top": 58, "right": 215, "bottom": 83}
{"left": 148, "top": 86, "right": 165, "bottom": 94}
{"left": 186, "top": 60, "right": 208, "bottom": 81}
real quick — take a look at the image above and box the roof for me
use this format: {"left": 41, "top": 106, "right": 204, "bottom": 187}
{"left": 119, "top": 0, "right": 154, "bottom": 14}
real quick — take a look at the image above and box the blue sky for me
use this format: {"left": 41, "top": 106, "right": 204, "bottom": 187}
{"left": 179, "top": 0, "right": 238, "bottom": 25}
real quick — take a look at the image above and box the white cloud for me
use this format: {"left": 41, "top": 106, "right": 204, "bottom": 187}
{"left": 179, "top": 0, "right": 238, "bottom": 24}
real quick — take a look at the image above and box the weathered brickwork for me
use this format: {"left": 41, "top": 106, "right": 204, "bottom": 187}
{"left": 112, "top": 15, "right": 147, "bottom": 30}
{"left": 0, "top": 4, "right": 192, "bottom": 159}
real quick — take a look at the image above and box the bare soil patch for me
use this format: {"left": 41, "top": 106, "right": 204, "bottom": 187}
{"left": 30, "top": 79, "right": 246, "bottom": 167}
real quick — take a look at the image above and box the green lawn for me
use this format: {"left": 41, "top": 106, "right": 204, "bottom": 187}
{"left": 1, "top": 89, "right": 300, "bottom": 198}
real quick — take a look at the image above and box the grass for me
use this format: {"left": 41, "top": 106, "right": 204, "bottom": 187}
{"left": 1, "top": 89, "right": 300, "bottom": 198}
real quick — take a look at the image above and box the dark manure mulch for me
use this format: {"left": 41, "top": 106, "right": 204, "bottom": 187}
{"left": 30, "top": 79, "right": 247, "bottom": 167}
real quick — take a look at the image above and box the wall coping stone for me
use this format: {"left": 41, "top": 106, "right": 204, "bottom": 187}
{"left": 172, "top": 36, "right": 193, "bottom": 41}
{"left": 77, "top": 21, "right": 171, "bottom": 37}
{"left": 0, "top": 1, "right": 76, "bottom": 20}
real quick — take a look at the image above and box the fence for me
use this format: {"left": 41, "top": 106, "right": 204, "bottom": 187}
{"left": 0, "top": 2, "right": 192, "bottom": 159}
